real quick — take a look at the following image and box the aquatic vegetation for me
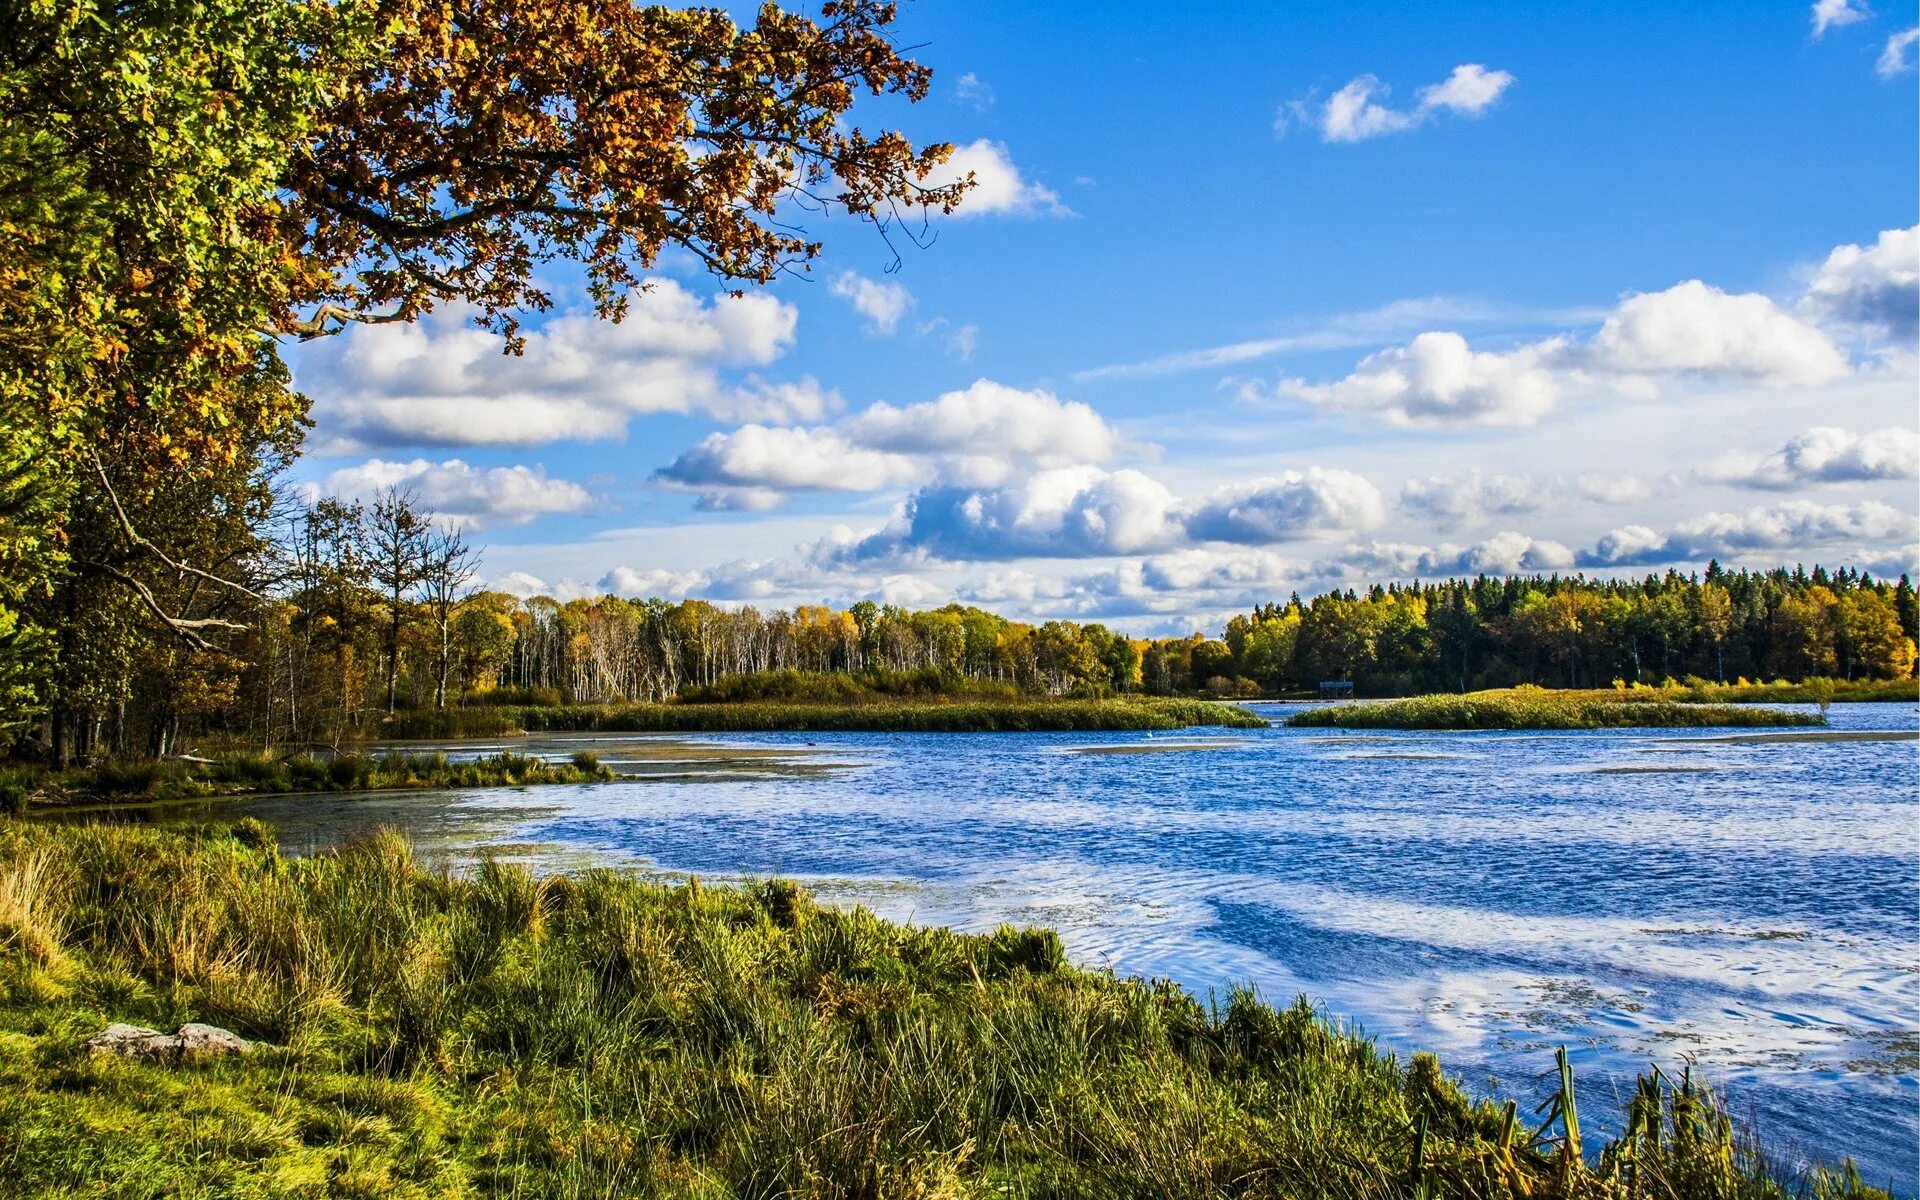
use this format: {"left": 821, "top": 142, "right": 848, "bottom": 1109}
{"left": 0, "top": 821, "right": 1886, "bottom": 1199}
{"left": 384, "top": 695, "right": 1269, "bottom": 738}
{"left": 9, "top": 750, "right": 615, "bottom": 810}
{"left": 1631, "top": 677, "right": 1916, "bottom": 705}
{"left": 1286, "top": 686, "right": 1826, "bottom": 730}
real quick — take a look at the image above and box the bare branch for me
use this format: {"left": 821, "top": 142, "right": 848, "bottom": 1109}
{"left": 75, "top": 560, "right": 247, "bottom": 652}
{"left": 90, "top": 448, "right": 266, "bottom": 603}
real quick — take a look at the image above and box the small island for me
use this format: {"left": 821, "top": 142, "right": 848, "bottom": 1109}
{"left": 1285, "top": 686, "right": 1828, "bottom": 730}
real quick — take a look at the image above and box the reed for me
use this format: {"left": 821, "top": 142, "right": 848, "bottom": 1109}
{"left": 0, "top": 821, "right": 1886, "bottom": 1199}
{"left": 383, "top": 695, "right": 1269, "bottom": 738}
{"left": 1286, "top": 687, "right": 1825, "bottom": 730}
{"left": 9, "top": 749, "right": 615, "bottom": 810}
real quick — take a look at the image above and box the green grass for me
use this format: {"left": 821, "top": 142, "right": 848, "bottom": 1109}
{"left": 1636, "top": 677, "right": 1916, "bottom": 705}
{"left": 6, "top": 750, "right": 615, "bottom": 812}
{"left": 0, "top": 821, "right": 1883, "bottom": 1199}
{"left": 1286, "top": 686, "right": 1827, "bottom": 730}
{"left": 384, "top": 695, "right": 1269, "bottom": 738}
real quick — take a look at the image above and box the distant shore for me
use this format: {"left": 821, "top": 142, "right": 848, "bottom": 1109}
{"left": 1285, "top": 686, "right": 1832, "bottom": 730}
{"left": 381, "top": 694, "right": 1269, "bottom": 738}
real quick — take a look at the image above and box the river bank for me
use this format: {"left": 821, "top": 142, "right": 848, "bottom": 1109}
{"left": 0, "top": 819, "right": 1888, "bottom": 1199}
{"left": 1285, "top": 687, "right": 1832, "bottom": 730}
{"left": 381, "top": 694, "right": 1269, "bottom": 738}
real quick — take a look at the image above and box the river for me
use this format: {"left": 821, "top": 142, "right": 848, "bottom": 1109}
{"left": 201, "top": 701, "right": 1919, "bottom": 1187}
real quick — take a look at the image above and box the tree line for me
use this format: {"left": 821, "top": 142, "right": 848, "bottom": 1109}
{"left": 32, "top": 487, "right": 1910, "bottom": 760}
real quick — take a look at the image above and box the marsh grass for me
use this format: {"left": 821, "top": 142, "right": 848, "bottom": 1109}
{"left": 0, "top": 821, "right": 1885, "bottom": 1199}
{"left": 11, "top": 750, "right": 615, "bottom": 810}
{"left": 1286, "top": 687, "right": 1827, "bottom": 731}
{"left": 383, "top": 695, "right": 1269, "bottom": 738}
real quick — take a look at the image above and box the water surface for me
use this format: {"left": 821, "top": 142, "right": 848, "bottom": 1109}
{"left": 213, "top": 702, "right": 1918, "bottom": 1186}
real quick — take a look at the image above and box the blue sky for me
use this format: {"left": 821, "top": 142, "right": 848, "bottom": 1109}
{"left": 288, "top": 0, "right": 1920, "bottom": 633}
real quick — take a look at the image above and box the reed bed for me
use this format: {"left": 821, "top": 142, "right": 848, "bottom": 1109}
{"left": 384, "top": 695, "right": 1269, "bottom": 739}
{"left": 6, "top": 750, "right": 614, "bottom": 811}
{"left": 0, "top": 821, "right": 1884, "bottom": 1199}
{"left": 1286, "top": 687, "right": 1826, "bottom": 731}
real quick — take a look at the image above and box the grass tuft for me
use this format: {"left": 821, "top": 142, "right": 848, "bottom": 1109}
{"left": 0, "top": 820, "right": 1885, "bottom": 1199}
{"left": 1287, "top": 686, "right": 1827, "bottom": 730}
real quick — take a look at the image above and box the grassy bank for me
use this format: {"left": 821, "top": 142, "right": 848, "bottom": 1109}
{"left": 1644, "top": 678, "right": 1915, "bottom": 705}
{"left": 384, "top": 695, "right": 1268, "bottom": 738}
{"left": 1, "top": 750, "right": 615, "bottom": 813}
{"left": 0, "top": 821, "right": 1883, "bottom": 1199}
{"left": 1287, "top": 687, "right": 1827, "bottom": 730}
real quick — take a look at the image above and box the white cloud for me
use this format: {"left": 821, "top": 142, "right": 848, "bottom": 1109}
{"left": 1277, "top": 277, "right": 1851, "bottom": 427}
{"left": 944, "top": 323, "right": 980, "bottom": 361}
{"left": 654, "top": 380, "right": 1120, "bottom": 507}
{"left": 838, "top": 465, "right": 1387, "bottom": 564}
{"left": 1399, "top": 472, "right": 1552, "bottom": 530}
{"left": 599, "top": 566, "right": 711, "bottom": 599}
{"left": 953, "top": 72, "right": 996, "bottom": 109}
{"left": 656, "top": 426, "right": 922, "bottom": 500}
{"left": 1344, "top": 532, "right": 1575, "bottom": 577}
{"left": 1583, "top": 500, "right": 1917, "bottom": 566}
{"left": 1185, "top": 470, "right": 1389, "bottom": 543}
{"left": 321, "top": 458, "right": 593, "bottom": 529}
{"left": 924, "top": 140, "right": 1070, "bottom": 218}
{"left": 1417, "top": 63, "right": 1518, "bottom": 115}
{"left": 842, "top": 380, "right": 1118, "bottom": 473}
{"left": 716, "top": 377, "right": 844, "bottom": 424}
{"left": 1701, "top": 426, "right": 1920, "bottom": 489}
{"left": 1805, "top": 225, "right": 1919, "bottom": 335}
{"left": 1878, "top": 26, "right": 1920, "bottom": 75}
{"left": 299, "top": 281, "right": 799, "bottom": 449}
{"left": 829, "top": 271, "right": 914, "bottom": 335}
{"left": 1279, "top": 331, "right": 1565, "bottom": 426}
{"left": 1279, "top": 63, "right": 1514, "bottom": 143}
{"left": 1812, "top": 0, "right": 1870, "bottom": 38}
{"left": 1585, "top": 280, "right": 1849, "bottom": 384}
{"left": 1576, "top": 474, "right": 1656, "bottom": 505}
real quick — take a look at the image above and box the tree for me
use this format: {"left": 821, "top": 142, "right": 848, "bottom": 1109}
{"left": 421, "top": 524, "right": 479, "bottom": 709}
{"left": 1, "top": 0, "right": 967, "bottom": 749}
{"left": 1698, "top": 582, "right": 1733, "bottom": 683}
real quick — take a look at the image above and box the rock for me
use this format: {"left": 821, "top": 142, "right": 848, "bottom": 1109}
{"left": 84, "top": 1023, "right": 180, "bottom": 1060}
{"left": 85, "top": 1021, "right": 253, "bottom": 1062}
{"left": 174, "top": 1022, "right": 251, "bottom": 1059}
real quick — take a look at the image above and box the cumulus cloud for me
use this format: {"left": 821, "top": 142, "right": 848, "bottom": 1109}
{"left": 655, "top": 380, "right": 1120, "bottom": 507}
{"left": 924, "top": 140, "right": 1070, "bottom": 218}
{"left": 1278, "top": 63, "right": 1514, "bottom": 143}
{"left": 599, "top": 566, "right": 711, "bottom": 599}
{"left": 1399, "top": 472, "right": 1553, "bottom": 529}
{"left": 1582, "top": 500, "right": 1917, "bottom": 566}
{"left": 841, "top": 380, "right": 1117, "bottom": 472}
{"left": 656, "top": 426, "right": 922, "bottom": 502}
{"left": 1584, "top": 280, "right": 1849, "bottom": 384}
{"left": 1804, "top": 225, "right": 1919, "bottom": 336}
{"left": 320, "top": 458, "right": 593, "bottom": 529}
{"left": 1701, "top": 426, "right": 1920, "bottom": 489}
{"left": 837, "top": 465, "right": 1387, "bottom": 564}
{"left": 1184, "top": 470, "right": 1389, "bottom": 544}
{"left": 1277, "top": 278, "right": 1850, "bottom": 426}
{"left": 298, "top": 281, "right": 799, "bottom": 449}
{"left": 1344, "top": 532, "right": 1575, "bottom": 578}
{"left": 1812, "top": 0, "right": 1870, "bottom": 38}
{"left": 829, "top": 271, "right": 914, "bottom": 335}
{"left": 1879, "top": 26, "right": 1920, "bottom": 75}
{"left": 1277, "top": 331, "right": 1564, "bottom": 426}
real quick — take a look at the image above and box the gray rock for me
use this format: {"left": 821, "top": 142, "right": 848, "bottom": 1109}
{"left": 175, "top": 1022, "right": 251, "bottom": 1059}
{"left": 85, "top": 1021, "right": 254, "bottom": 1062}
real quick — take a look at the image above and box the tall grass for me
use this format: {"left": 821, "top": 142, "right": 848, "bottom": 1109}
{"left": 384, "top": 695, "right": 1268, "bottom": 738}
{"left": 11, "top": 750, "right": 615, "bottom": 810}
{"left": 1286, "top": 687, "right": 1826, "bottom": 730}
{"left": 0, "top": 821, "right": 1884, "bottom": 1199}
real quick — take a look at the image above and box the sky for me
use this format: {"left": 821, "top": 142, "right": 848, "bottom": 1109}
{"left": 285, "top": 0, "right": 1920, "bottom": 636}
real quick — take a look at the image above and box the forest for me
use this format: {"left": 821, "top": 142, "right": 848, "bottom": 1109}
{"left": 16, "top": 470, "right": 1910, "bottom": 760}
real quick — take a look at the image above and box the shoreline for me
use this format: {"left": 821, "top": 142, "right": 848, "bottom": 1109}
{"left": 0, "top": 819, "right": 1888, "bottom": 1197}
